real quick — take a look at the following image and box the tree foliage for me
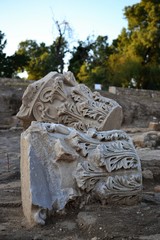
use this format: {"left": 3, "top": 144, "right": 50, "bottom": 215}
{"left": 15, "top": 20, "right": 70, "bottom": 80}
{"left": 108, "top": 0, "right": 160, "bottom": 89}
{"left": 69, "top": 35, "right": 112, "bottom": 89}
{"left": 0, "top": 30, "right": 28, "bottom": 78}
{"left": 0, "top": 31, "right": 12, "bottom": 77}
{"left": 1, "top": 0, "right": 160, "bottom": 90}
{"left": 68, "top": 39, "right": 92, "bottom": 79}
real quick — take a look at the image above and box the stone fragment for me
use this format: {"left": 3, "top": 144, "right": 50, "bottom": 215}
{"left": 91, "top": 237, "right": 98, "bottom": 240}
{"left": 0, "top": 224, "right": 6, "bottom": 231}
{"left": 142, "top": 192, "right": 160, "bottom": 205}
{"left": 154, "top": 185, "right": 160, "bottom": 192}
{"left": 17, "top": 71, "right": 123, "bottom": 131}
{"left": 148, "top": 121, "right": 160, "bottom": 131}
{"left": 132, "top": 134, "right": 146, "bottom": 148}
{"left": 132, "top": 131, "right": 160, "bottom": 149}
{"left": 142, "top": 169, "right": 153, "bottom": 179}
{"left": 21, "top": 121, "right": 142, "bottom": 225}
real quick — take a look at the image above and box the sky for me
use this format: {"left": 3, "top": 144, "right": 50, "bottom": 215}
{"left": 1, "top": 0, "right": 140, "bottom": 56}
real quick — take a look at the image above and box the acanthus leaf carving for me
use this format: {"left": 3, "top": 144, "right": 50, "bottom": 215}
{"left": 74, "top": 161, "right": 107, "bottom": 192}
{"left": 17, "top": 72, "right": 123, "bottom": 131}
{"left": 17, "top": 71, "right": 142, "bottom": 226}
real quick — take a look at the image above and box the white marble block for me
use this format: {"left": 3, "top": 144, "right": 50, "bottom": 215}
{"left": 21, "top": 122, "right": 142, "bottom": 225}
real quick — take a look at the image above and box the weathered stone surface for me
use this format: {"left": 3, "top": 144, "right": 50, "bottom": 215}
{"left": 21, "top": 121, "right": 142, "bottom": 225}
{"left": 138, "top": 149, "right": 160, "bottom": 162}
{"left": 16, "top": 72, "right": 143, "bottom": 226}
{"left": 142, "top": 169, "right": 154, "bottom": 180}
{"left": 17, "top": 72, "right": 123, "bottom": 131}
{"left": 154, "top": 185, "right": 160, "bottom": 192}
{"left": 132, "top": 131, "right": 160, "bottom": 148}
{"left": 148, "top": 121, "right": 160, "bottom": 131}
{"left": 138, "top": 149, "right": 160, "bottom": 183}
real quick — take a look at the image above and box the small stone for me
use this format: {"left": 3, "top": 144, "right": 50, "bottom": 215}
{"left": 148, "top": 122, "right": 160, "bottom": 131}
{"left": 91, "top": 237, "right": 98, "bottom": 240}
{"left": 0, "top": 224, "right": 6, "bottom": 231}
{"left": 142, "top": 169, "right": 153, "bottom": 179}
{"left": 154, "top": 185, "right": 160, "bottom": 192}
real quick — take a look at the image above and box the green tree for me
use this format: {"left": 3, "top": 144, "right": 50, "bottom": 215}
{"left": 69, "top": 35, "right": 111, "bottom": 90}
{"left": 16, "top": 37, "right": 68, "bottom": 80}
{"left": 16, "top": 20, "right": 70, "bottom": 80}
{"left": 0, "top": 30, "right": 28, "bottom": 78}
{"left": 68, "top": 39, "right": 92, "bottom": 79}
{"left": 108, "top": 0, "right": 160, "bottom": 89}
{"left": 16, "top": 40, "right": 49, "bottom": 79}
{"left": 0, "top": 30, "right": 11, "bottom": 77}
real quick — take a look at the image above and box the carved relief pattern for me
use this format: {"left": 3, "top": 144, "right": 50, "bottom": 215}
{"left": 30, "top": 76, "right": 122, "bottom": 132}
{"left": 99, "top": 142, "right": 138, "bottom": 172}
{"left": 41, "top": 123, "right": 142, "bottom": 202}
{"left": 18, "top": 73, "right": 142, "bottom": 225}
{"left": 75, "top": 160, "right": 141, "bottom": 194}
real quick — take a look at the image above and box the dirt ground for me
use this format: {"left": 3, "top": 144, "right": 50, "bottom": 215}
{"left": 1, "top": 128, "right": 160, "bottom": 240}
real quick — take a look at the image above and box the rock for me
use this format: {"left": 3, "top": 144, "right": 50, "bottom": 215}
{"left": 132, "top": 134, "right": 146, "bottom": 148}
{"left": 0, "top": 224, "right": 6, "bottom": 231}
{"left": 132, "top": 131, "right": 160, "bottom": 148}
{"left": 142, "top": 192, "right": 160, "bottom": 205}
{"left": 142, "top": 169, "right": 153, "bottom": 179}
{"left": 154, "top": 185, "right": 160, "bottom": 192}
{"left": 148, "top": 121, "right": 160, "bottom": 131}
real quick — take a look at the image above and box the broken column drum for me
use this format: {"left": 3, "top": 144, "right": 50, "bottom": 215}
{"left": 17, "top": 72, "right": 142, "bottom": 225}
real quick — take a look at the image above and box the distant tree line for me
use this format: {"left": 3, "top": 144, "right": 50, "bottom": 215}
{"left": 1, "top": 0, "right": 160, "bottom": 90}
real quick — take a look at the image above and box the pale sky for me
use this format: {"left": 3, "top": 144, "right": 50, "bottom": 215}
{"left": 1, "top": 0, "right": 140, "bottom": 56}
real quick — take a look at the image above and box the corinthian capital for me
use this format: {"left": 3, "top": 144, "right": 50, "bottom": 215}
{"left": 17, "top": 71, "right": 123, "bottom": 131}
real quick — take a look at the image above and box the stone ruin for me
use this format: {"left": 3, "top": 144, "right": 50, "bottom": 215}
{"left": 17, "top": 71, "right": 142, "bottom": 226}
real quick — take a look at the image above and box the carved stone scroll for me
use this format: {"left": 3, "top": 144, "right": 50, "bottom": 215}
{"left": 21, "top": 122, "right": 142, "bottom": 225}
{"left": 17, "top": 71, "right": 123, "bottom": 131}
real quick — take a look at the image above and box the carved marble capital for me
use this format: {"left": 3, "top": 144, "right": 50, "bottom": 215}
{"left": 17, "top": 71, "right": 123, "bottom": 131}
{"left": 21, "top": 122, "right": 142, "bottom": 225}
